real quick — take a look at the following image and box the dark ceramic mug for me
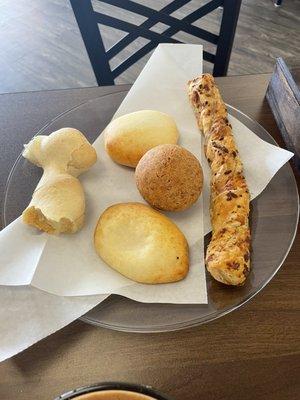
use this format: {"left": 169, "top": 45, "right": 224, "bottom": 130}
{"left": 55, "top": 382, "right": 173, "bottom": 400}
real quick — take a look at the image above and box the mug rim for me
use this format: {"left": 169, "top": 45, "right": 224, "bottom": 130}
{"left": 55, "top": 381, "right": 173, "bottom": 400}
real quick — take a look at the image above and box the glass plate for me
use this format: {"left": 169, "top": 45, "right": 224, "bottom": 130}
{"left": 3, "top": 91, "right": 299, "bottom": 332}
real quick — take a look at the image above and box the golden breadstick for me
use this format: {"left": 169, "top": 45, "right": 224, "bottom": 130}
{"left": 188, "top": 74, "right": 250, "bottom": 285}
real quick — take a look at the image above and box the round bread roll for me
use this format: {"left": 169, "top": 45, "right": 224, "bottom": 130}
{"left": 94, "top": 203, "right": 189, "bottom": 284}
{"left": 104, "top": 110, "right": 179, "bottom": 167}
{"left": 135, "top": 144, "right": 203, "bottom": 212}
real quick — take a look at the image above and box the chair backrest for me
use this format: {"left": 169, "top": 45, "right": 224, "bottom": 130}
{"left": 70, "top": 0, "right": 242, "bottom": 86}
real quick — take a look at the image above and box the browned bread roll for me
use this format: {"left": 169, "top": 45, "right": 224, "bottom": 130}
{"left": 135, "top": 144, "right": 203, "bottom": 211}
{"left": 104, "top": 110, "right": 179, "bottom": 167}
{"left": 188, "top": 74, "right": 250, "bottom": 286}
{"left": 94, "top": 203, "right": 189, "bottom": 283}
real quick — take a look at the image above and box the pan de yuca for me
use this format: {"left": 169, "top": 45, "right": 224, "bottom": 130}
{"left": 94, "top": 203, "right": 189, "bottom": 284}
{"left": 104, "top": 110, "right": 179, "bottom": 167}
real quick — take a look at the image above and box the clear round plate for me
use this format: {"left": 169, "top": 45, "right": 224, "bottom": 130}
{"left": 3, "top": 90, "right": 299, "bottom": 332}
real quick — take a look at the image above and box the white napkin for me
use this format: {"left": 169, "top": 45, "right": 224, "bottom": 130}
{"left": 0, "top": 44, "right": 293, "bottom": 361}
{"left": 0, "top": 286, "right": 107, "bottom": 363}
{"left": 0, "top": 44, "right": 207, "bottom": 303}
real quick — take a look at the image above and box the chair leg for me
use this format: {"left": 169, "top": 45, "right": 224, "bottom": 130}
{"left": 70, "top": 0, "right": 114, "bottom": 85}
{"left": 213, "top": 0, "right": 242, "bottom": 77}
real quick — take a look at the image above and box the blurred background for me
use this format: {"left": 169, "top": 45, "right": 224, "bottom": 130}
{"left": 0, "top": 0, "right": 299, "bottom": 93}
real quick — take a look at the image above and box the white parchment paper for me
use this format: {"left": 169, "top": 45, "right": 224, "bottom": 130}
{"left": 0, "top": 44, "right": 293, "bottom": 361}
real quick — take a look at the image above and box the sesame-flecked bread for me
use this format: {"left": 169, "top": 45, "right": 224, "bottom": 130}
{"left": 188, "top": 74, "right": 250, "bottom": 286}
{"left": 135, "top": 144, "right": 203, "bottom": 212}
{"left": 94, "top": 203, "right": 189, "bottom": 284}
{"left": 104, "top": 110, "right": 179, "bottom": 168}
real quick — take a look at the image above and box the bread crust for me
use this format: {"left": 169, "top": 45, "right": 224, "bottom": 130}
{"left": 135, "top": 144, "right": 203, "bottom": 211}
{"left": 22, "top": 128, "right": 96, "bottom": 234}
{"left": 188, "top": 74, "right": 250, "bottom": 285}
{"left": 94, "top": 202, "right": 189, "bottom": 283}
{"left": 104, "top": 110, "right": 179, "bottom": 167}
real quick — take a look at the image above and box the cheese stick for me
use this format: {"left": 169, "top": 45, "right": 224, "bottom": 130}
{"left": 188, "top": 74, "right": 250, "bottom": 285}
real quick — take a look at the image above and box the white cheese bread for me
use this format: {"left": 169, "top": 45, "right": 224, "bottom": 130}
{"left": 22, "top": 128, "right": 97, "bottom": 234}
{"left": 94, "top": 203, "right": 189, "bottom": 283}
{"left": 104, "top": 110, "right": 179, "bottom": 168}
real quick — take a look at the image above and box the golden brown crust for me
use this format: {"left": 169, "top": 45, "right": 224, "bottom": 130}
{"left": 188, "top": 74, "right": 250, "bottom": 285}
{"left": 104, "top": 110, "right": 179, "bottom": 167}
{"left": 135, "top": 144, "right": 203, "bottom": 211}
{"left": 94, "top": 202, "right": 189, "bottom": 283}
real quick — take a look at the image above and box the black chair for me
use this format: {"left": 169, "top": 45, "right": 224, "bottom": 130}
{"left": 70, "top": 0, "right": 242, "bottom": 86}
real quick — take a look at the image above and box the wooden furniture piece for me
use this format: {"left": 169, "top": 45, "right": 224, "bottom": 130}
{"left": 0, "top": 72, "right": 299, "bottom": 400}
{"left": 70, "top": 0, "right": 242, "bottom": 85}
{"left": 266, "top": 58, "right": 300, "bottom": 171}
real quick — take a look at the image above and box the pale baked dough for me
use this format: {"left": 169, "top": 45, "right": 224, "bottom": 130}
{"left": 188, "top": 74, "right": 250, "bottom": 286}
{"left": 94, "top": 203, "right": 189, "bottom": 284}
{"left": 23, "top": 174, "right": 85, "bottom": 234}
{"left": 104, "top": 110, "right": 179, "bottom": 167}
{"left": 135, "top": 144, "right": 203, "bottom": 211}
{"left": 22, "top": 128, "right": 97, "bottom": 234}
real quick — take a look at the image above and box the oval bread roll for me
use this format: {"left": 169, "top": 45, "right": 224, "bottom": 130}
{"left": 94, "top": 203, "right": 189, "bottom": 284}
{"left": 104, "top": 110, "right": 179, "bottom": 167}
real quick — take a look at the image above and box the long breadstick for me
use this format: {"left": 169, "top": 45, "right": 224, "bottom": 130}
{"left": 188, "top": 74, "right": 250, "bottom": 285}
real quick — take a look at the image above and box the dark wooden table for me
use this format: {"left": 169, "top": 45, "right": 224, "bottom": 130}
{"left": 0, "top": 74, "right": 299, "bottom": 400}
